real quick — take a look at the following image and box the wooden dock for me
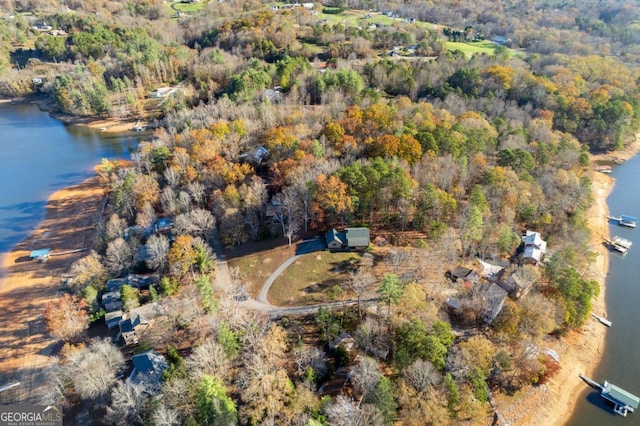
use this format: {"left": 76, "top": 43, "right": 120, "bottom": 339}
{"left": 591, "top": 314, "right": 612, "bottom": 327}
{"left": 579, "top": 373, "right": 603, "bottom": 390}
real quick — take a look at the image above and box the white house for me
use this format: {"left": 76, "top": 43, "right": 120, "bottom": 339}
{"left": 523, "top": 230, "right": 547, "bottom": 264}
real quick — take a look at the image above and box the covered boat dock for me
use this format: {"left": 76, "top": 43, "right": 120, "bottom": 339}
{"left": 579, "top": 374, "right": 640, "bottom": 416}
{"left": 29, "top": 248, "right": 51, "bottom": 262}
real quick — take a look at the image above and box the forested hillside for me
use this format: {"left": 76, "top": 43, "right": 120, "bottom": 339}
{"left": 2, "top": 0, "right": 638, "bottom": 424}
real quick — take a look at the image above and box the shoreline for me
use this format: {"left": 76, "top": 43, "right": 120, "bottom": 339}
{"left": 0, "top": 176, "right": 105, "bottom": 404}
{"left": 496, "top": 139, "right": 640, "bottom": 425}
{"left": 2, "top": 95, "right": 151, "bottom": 134}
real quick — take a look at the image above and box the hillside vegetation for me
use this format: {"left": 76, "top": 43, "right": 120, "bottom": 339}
{"left": 1, "top": 0, "right": 637, "bottom": 424}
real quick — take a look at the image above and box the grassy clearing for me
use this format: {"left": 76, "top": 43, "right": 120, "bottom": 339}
{"left": 447, "top": 40, "right": 498, "bottom": 56}
{"left": 227, "top": 245, "right": 295, "bottom": 298}
{"left": 173, "top": 2, "right": 205, "bottom": 13}
{"left": 269, "top": 252, "right": 361, "bottom": 306}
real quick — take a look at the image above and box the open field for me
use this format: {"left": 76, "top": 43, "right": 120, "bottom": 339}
{"left": 447, "top": 40, "right": 499, "bottom": 56}
{"left": 269, "top": 251, "right": 361, "bottom": 306}
{"left": 227, "top": 244, "right": 295, "bottom": 298}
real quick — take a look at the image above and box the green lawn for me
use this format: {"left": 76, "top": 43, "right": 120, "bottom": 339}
{"left": 269, "top": 252, "right": 361, "bottom": 306}
{"left": 164, "top": 0, "right": 205, "bottom": 16}
{"left": 446, "top": 40, "right": 499, "bottom": 56}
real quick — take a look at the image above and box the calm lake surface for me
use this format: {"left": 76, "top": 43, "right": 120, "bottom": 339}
{"left": 567, "top": 153, "right": 640, "bottom": 425}
{"left": 0, "top": 102, "right": 139, "bottom": 254}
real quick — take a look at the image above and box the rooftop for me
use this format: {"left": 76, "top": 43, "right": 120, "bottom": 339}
{"left": 604, "top": 382, "right": 640, "bottom": 410}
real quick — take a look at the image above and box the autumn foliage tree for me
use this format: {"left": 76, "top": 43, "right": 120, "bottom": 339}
{"left": 43, "top": 294, "right": 90, "bottom": 342}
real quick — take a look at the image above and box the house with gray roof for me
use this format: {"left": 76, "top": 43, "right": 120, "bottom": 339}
{"left": 129, "top": 350, "right": 168, "bottom": 391}
{"left": 325, "top": 228, "right": 370, "bottom": 251}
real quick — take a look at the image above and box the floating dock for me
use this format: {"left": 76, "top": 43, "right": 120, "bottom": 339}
{"left": 607, "top": 236, "right": 632, "bottom": 254}
{"left": 608, "top": 215, "right": 637, "bottom": 228}
{"left": 579, "top": 374, "right": 640, "bottom": 416}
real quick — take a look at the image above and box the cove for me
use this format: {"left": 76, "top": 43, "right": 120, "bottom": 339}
{"left": 0, "top": 102, "right": 140, "bottom": 254}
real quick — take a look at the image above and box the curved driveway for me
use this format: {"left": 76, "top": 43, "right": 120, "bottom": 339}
{"left": 212, "top": 234, "right": 372, "bottom": 318}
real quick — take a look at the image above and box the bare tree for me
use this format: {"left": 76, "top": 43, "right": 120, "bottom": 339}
{"left": 386, "top": 250, "right": 406, "bottom": 274}
{"left": 403, "top": 359, "right": 442, "bottom": 393}
{"left": 151, "top": 404, "right": 181, "bottom": 426}
{"left": 106, "top": 381, "right": 149, "bottom": 424}
{"left": 355, "top": 316, "right": 390, "bottom": 360}
{"left": 174, "top": 208, "right": 216, "bottom": 240}
{"left": 63, "top": 338, "right": 125, "bottom": 400}
{"left": 146, "top": 233, "right": 170, "bottom": 271}
{"left": 325, "top": 395, "right": 364, "bottom": 426}
{"left": 106, "top": 214, "right": 127, "bottom": 241}
{"left": 349, "top": 268, "right": 376, "bottom": 317}
{"left": 350, "top": 356, "right": 381, "bottom": 401}
{"left": 105, "top": 237, "right": 133, "bottom": 274}
{"left": 186, "top": 340, "right": 230, "bottom": 380}
{"left": 188, "top": 182, "right": 206, "bottom": 207}
{"left": 161, "top": 185, "right": 178, "bottom": 214}
{"left": 272, "top": 188, "right": 302, "bottom": 246}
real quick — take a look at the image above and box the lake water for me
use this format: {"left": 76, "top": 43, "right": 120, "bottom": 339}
{"left": 567, "top": 154, "right": 640, "bottom": 425}
{"left": 0, "top": 102, "right": 139, "bottom": 254}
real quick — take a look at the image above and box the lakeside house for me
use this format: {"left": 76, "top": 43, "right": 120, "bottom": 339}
{"left": 129, "top": 350, "right": 168, "bottom": 392}
{"left": 325, "top": 228, "right": 371, "bottom": 251}
{"left": 522, "top": 230, "right": 547, "bottom": 264}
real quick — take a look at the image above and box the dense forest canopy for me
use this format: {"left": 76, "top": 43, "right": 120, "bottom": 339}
{"left": 1, "top": 0, "right": 637, "bottom": 424}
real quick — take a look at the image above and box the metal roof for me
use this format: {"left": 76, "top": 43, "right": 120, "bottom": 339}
{"left": 605, "top": 383, "right": 640, "bottom": 409}
{"left": 344, "top": 228, "right": 370, "bottom": 247}
{"left": 29, "top": 248, "right": 51, "bottom": 258}
{"left": 132, "top": 350, "right": 168, "bottom": 375}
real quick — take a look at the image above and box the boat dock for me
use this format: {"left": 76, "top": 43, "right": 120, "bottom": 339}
{"left": 591, "top": 313, "right": 612, "bottom": 327}
{"left": 607, "top": 236, "right": 632, "bottom": 254}
{"left": 608, "top": 215, "right": 637, "bottom": 228}
{"left": 579, "top": 374, "right": 640, "bottom": 416}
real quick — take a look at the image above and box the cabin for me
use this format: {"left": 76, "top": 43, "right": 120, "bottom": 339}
{"left": 118, "top": 313, "right": 149, "bottom": 345}
{"left": 105, "top": 277, "right": 127, "bottom": 293}
{"left": 500, "top": 267, "right": 537, "bottom": 299}
{"left": 325, "top": 228, "right": 370, "bottom": 251}
{"left": 601, "top": 381, "right": 640, "bottom": 416}
{"left": 29, "top": 248, "right": 51, "bottom": 262}
{"left": 154, "top": 217, "right": 174, "bottom": 233}
{"left": 447, "top": 266, "right": 480, "bottom": 284}
{"left": 522, "top": 230, "right": 547, "bottom": 264}
{"left": 240, "top": 146, "right": 270, "bottom": 165}
{"left": 105, "top": 310, "right": 123, "bottom": 329}
{"left": 102, "top": 291, "right": 123, "bottom": 312}
{"left": 482, "top": 283, "right": 508, "bottom": 324}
